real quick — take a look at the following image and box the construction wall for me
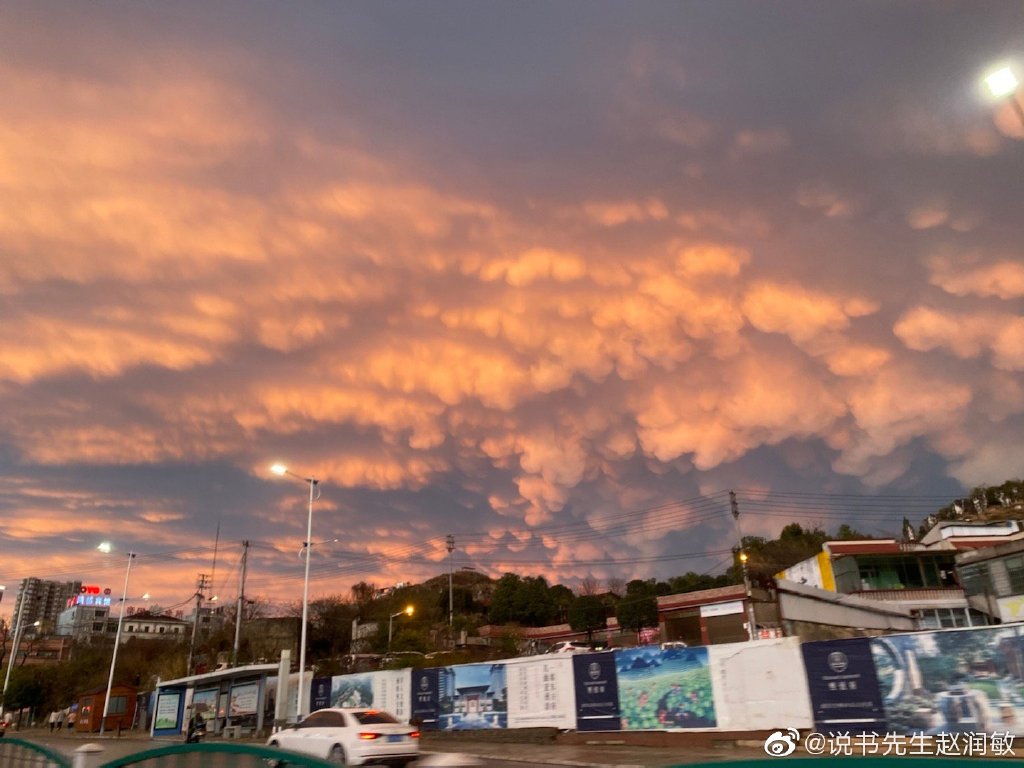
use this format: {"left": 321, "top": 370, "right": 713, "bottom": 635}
{"left": 708, "top": 637, "right": 813, "bottom": 730}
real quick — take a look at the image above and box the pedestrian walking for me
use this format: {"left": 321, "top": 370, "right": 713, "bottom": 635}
{"left": 56, "top": 709, "right": 66, "bottom": 733}
{"left": 66, "top": 709, "right": 77, "bottom": 732}
{"left": 48, "top": 710, "right": 59, "bottom": 733}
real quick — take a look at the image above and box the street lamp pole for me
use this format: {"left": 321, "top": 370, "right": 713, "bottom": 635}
{"left": 388, "top": 606, "right": 413, "bottom": 652}
{"left": 730, "top": 491, "right": 757, "bottom": 641}
{"left": 446, "top": 535, "right": 455, "bottom": 628}
{"left": 271, "top": 464, "right": 318, "bottom": 720}
{"left": 1, "top": 582, "right": 29, "bottom": 719}
{"left": 101, "top": 551, "right": 135, "bottom": 735}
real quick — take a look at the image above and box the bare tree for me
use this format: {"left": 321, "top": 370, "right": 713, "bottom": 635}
{"left": 577, "top": 576, "right": 600, "bottom": 596}
{"left": 605, "top": 577, "right": 626, "bottom": 597}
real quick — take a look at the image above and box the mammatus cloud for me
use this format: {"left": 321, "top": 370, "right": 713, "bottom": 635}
{"left": 0, "top": 5, "right": 1021, "bottom": 608}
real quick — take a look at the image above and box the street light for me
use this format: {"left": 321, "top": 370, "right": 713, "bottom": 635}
{"left": 388, "top": 606, "right": 414, "bottom": 651}
{"left": 1, "top": 581, "right": 31, "bottom": 720}
{"left": 983, "top": 64, "right": 1024, "bottom": 128}
{"left": 730, "top": 491, "right": 757, "bottom": 642}
{"left": 270, "top": 463, "right": 319, "bottom": 719}
{"left": 446, "top": 535, "right": 455, "bottom": 628}
{"left": 99, "top": 544, "right": 136, "bottom": 736}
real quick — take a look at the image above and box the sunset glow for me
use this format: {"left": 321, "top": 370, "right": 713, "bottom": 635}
{"left": 0, "top": 3, "right": 1022, "bottom": 614}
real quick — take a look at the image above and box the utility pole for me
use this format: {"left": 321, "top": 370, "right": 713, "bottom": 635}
{"left": 730, "top": 491, "right": 757, "bottom": 641}
{"left": 186, "top": 573, "right": 210, "bottom": 676}
{"left": 446, "top": 535, "right": 455, "bottom": 627}
{"left": 233, "top": 541, "right": 249, "bottom": 666}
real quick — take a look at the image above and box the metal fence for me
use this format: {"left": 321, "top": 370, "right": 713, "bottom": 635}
{"left": 98, "top": 743, "right": 334, "bottom": 768}
{"left": 0, "top": 738, "right": 72, "bottom": 768}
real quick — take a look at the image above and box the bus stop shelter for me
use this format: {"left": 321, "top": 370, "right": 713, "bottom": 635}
{"left": 152, "top": 663, "right": 278, "bottom": 739}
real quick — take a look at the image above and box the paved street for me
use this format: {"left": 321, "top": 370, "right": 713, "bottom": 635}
{"left": 9, "top": 728, "right": 766, "bottom": 767}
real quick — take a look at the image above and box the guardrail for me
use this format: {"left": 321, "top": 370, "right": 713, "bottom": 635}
{"left": 98, "top": 743, "right": 334, "bottom": 768}
{"left": 0, "top": 737, "right": 72, "bottom": 768}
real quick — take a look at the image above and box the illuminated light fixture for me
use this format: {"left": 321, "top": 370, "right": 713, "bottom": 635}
{"left": 388, "top": 605, "right": 415, "bottom": 651}
{"left": 985, "top": 65, "right": 1019, "bottom": 98}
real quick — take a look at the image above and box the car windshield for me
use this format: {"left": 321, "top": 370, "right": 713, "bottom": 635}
{"left": 351, "top": 711, "right": 399, "bottom": 725}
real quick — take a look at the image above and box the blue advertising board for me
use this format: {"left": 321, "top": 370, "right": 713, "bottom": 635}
{"left": 573, "top": 652, "right": 620, "bottom": 731}
{"left": 802, "top": 637, "right": 886, "bottom": 734}
{"left": 411, "top": 667, "right": 440, "bottom": 729}
{"left": 310, "top": 676, "right": 332, "bottom": 712}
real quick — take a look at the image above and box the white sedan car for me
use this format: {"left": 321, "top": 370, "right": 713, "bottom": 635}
{"left": 268, "top": 707, "right": 420, "bottom": 766}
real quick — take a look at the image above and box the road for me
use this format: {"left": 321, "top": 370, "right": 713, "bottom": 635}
{"left": 8, "top": 729, "right": 764, "bottom": 767}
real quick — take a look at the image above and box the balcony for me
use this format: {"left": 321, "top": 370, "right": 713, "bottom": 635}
{"left": 851, "top": 586, "right": 966, "bottom": 603}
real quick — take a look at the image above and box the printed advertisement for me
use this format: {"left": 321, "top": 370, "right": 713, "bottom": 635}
{"left": 505, "top": 655, "right": 575, "bottom": 729}
{"left": 802, "top": 637, "right": 886, "bottom": 734}
{"left": 191, "top": 689, "right": 218, "bottom": 724}
{"left": 373, "top": 669, "right": 412, "bottom": 723}
{"left": 439, "top": 663, "right": 507, "bottom": 730}
{"left": 615, "top": 645, "right": 716, "bottom": 730}
{"left": 310, "top": 677, "right": 332, "bottom": 713}
{"left": 411, "top": 668, "right": 440, "bottom": 729}
{"left": 573, "top": 652, "right": 621, "bottom": 731}
{"left": 871, "top": 625, "right": 1024, "bottom": 736}
{"left": 154, "top": 690, "right": 181, "bottom": 731}
{"left": 332, "top": 673, "right": 374, "bottom": 708}
{"left": 230, "top": 681, "right": 259, "bottom": 716}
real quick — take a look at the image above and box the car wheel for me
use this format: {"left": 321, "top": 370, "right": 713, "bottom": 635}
{"left": 329, "top": 744, "right": 348, "bottom": 765}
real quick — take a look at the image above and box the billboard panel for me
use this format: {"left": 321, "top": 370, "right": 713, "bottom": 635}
{"left": 871, "top": 624, "right": 1024, "bottom": 736}
{"left": 801, "top": 637, "right": 886, "bottom": 734}
{"left": 411, "top": 667, "right": 441, "bottom": 729}
{"left": 615, "top": 645, "right": 716, "bottom": 730}
{"left": 505, "top": 655, "right": 575, "bottom": 729}
{"left": 439, "top": 663, "right": 507, "bottom": 730}
{"left": 573, "top": 651, "right": 621, "bottom": 731}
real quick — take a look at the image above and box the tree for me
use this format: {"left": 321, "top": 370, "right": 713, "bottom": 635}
{"left": 835, "top": 524, "right": 874, "bottom": 541}
{"left": 488, "top": 573, "right": 522, "bottom": 625}
{"left": 568, "top": 595, "right": 607, "bottom": 644}
{"left": 308, "top": 596, "right": 355, "bottom": 661}
{"left": 577, "top": 576, "right": 601, "bottom": 596}
{"left": 616, "top": 581, "right": 659, "bottom": 641}
{"left": 666, "top": 572, "right": 734, "bottom": 594}
{"left": 350, "top": 582, "right": 377, "bottom": 618}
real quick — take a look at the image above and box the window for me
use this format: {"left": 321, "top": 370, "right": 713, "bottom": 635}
{"left": 1006, "top": 556, "right": 1024, "bottom": 594}
{"left": 92, "top": 623, "right": 104, "bottom": 631}
{"left": 352, "top": 711, "right": 399, "bottom": 725}
{"left": 108, "top": 696, "right": 127, "bottom": 715}
{"left": 297, "top": 711, "right": 338, "bottom": 729}
{"left": 958, "top": 563, "right": 992, "bottom": 597}
{"left": 127, "top": 625, "right": 135, "bottom": 632}
{"left": 916, "top": 607, "right": 973, "bottom": 628}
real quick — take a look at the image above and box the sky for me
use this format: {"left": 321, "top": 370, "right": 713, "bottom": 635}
{"left": 1, "top": 1, "right": 1023, "bottom": 618}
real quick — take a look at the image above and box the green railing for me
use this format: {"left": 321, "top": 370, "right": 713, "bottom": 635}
{"left": 99, "top": 743, "right": 334, "bottom": 768}
{"left": 0, "top": 737, "right": 72, "bottom": 768}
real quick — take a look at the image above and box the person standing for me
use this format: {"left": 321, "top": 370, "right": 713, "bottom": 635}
{"left": 48, "top": 710, "right": 59, "bottom": 733}
{"left": 56, "top": 709, "right": 66, "bottom": 733}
